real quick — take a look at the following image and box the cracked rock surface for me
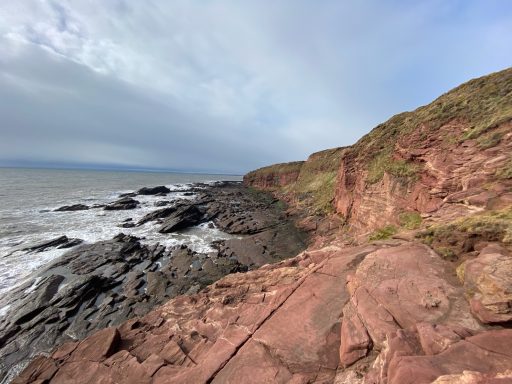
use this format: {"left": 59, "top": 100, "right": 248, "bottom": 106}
{"left": 14, "top": 241, "right": 512, "bottom": 384}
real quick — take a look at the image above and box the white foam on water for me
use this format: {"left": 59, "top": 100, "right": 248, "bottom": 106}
{"left": 0, "top": 185, "right": 238, "bottom": 301}
{"left": 0, "top": 304, "right": 11, "bottom": 320}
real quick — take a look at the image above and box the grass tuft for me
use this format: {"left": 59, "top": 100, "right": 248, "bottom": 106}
{"left": 496, "top": 159, "right": 512, "bottom": 180}
{"left": 399, "top": 211, "right": 422, "bottom": 230}
{"left": 366, "top": 153, "right": 419, "bottom": 184}
{"left": 369, "top": 225, "right": 398, "bottom": 241}
{"left": 477, "top": 131, "right": 504, "bottom": 149}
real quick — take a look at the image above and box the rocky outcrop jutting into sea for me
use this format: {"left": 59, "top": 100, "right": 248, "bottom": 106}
{"left": 0, "top": 182, "right": 305, "bottom": 383}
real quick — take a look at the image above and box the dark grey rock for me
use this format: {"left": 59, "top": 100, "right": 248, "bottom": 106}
{"left": 137, "top": 186, "right": 171, "bottom": 195}
{"left": 158, "top": 205, "right": 203, "bottom": 233}
{"left": 22, "top": 236, "right": 70, "bottom": 252}
{"left": 54, "top": 204, "right": 89, "bottom": 212}
{"left": 104, "top": 197, "right": 140, "bottom": 210}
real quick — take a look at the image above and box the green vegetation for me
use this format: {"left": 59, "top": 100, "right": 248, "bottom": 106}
{"left": 369, "top": 225, "right": 398, "bottom": 241}
{"left": 435, "top": 247, "right": 457, "bottom": 261}
{"left": 367, "top": 153, "right": 419, "bottom": 184}
{"left": 244, "top": 161, "right": 304, "bottom": 188}
{"left": 291, "top": 147, "right": 344, "bottom": 214}
{"left": 399, "top": 211, "right": 422, "bottom": 230}
{"left": 348, "top": 67, "right": 512, "bottom": 184}
{"left": 496, "top": 159, "right": 512, "bottom": 180}
{"left": 477, "top": 130, "right": 504, "bottom": 149}
{"left": 244, "top": 148, "right": 344, "bottom": 216}
{"left": 416, "top": 206, "right": 512, "bottom": 259}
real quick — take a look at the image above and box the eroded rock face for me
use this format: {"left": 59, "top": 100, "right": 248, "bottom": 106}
{"left": 334, "top": 122, "right": 512, "bottom": 235}
{"left": 461, "top": 244, "right": 512, "bottom": 323}
{"left": 243, "top": 161, "right": 304, "bottom": 189}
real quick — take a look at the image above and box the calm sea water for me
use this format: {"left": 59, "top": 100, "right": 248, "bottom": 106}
{"left": 0, "top": 167, "right": 242, "bottom": 302}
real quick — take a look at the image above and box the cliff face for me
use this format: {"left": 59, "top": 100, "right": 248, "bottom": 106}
{"left": 246, "top": 68, "right": 512, "bottom": 239}
{"left": 334, "top": 68, "right": 512, "bottom": 236}
{"left": 243, "top": 161, "right": 304, "bottom": 189}
{"left": 244, "top": 147, "right": 346, "bottom": 215}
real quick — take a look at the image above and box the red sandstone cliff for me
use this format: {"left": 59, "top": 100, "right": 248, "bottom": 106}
{"left": 14, "top": 68, "right": 512, "bottom": 384}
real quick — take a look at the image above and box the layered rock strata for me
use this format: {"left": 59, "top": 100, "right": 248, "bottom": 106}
{"left": 14, "top": 241, "right": 512, "bottom": 384}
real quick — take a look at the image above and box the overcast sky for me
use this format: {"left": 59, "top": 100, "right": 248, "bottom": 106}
{"left": 0, "top": 1, "right": 511, "bottom": 174}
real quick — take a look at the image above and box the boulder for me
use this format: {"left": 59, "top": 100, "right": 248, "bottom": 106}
{"left": 137, "top": 186, "right": 171, "bottom": 195}
{"left": 158, "top": 205, "right": 203, "bottom": 233}
{"left": 54, "top": 204, "right": 89, "bottom": 212}
{"left": 22, "top": 236, "right": 71, "bottom": 252}
{"left": 104, "top": 197, "right": 140, "bottom": 210}
{"left": 461, "top": 244, "right": 512, "bottom": 323}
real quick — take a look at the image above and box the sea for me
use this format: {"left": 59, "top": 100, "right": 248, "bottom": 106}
{"left": 0, "top": 167, "right": 242, "bottom": 309}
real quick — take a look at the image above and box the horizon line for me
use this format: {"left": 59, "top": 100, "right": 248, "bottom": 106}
{"left": 0, "top": 164, "right": 244, "bottom": 177}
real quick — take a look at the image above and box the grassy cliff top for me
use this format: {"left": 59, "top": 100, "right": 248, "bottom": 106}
{"left": 245, "top": 161, "right": 304, "bottom": 178}
{"left": 351, "top": 67, "right": 512, "bottom": 182}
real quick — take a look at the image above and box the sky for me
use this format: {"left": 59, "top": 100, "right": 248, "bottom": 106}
{"left": 0, "top": 1, "right": 511, "bottom": 174}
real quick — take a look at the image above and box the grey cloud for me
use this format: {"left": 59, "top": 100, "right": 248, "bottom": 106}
{"left": 0, "top": 1, "right": 511, "bottom": 173}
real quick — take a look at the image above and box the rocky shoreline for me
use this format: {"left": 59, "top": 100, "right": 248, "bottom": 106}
{"left": 5, "top": 68, "right": 512, "bottom": 384}
{"left": 0, "top": 181, "right": 306, "bottom": 383}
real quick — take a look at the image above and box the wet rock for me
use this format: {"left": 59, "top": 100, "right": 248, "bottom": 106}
{"left": 3, "top": 182, "right": 306, "bottom": 382}
{"left": 137, "top": 206, "right": 182, "bottom": 225}
{"left": 12, "top": 275, "right": 65, "bottom": 325}
{"left": 16, "top": 244, "right": 380, "bottom": 384}
{"left": 137, "top": 186, "right": 171, "bottom": 195}
{"left": 146, "top": 272, "right": 168, "bottom": 299}
{"left": 118, "top": 192, "right": 137, "bottom": 198}
{"left": 22, "top": 236, "right": 71, "bottom": 252}
{"left": 119, "top": 222, "right": 136, "bottom": 228}
{"left": 216, "top": 223, "right": 305, "bottom": 268}
{"left": 0, "top": 235, "right": 167, "bottom": 382}
{"left": 104, "top": 197, "right": 140, "bottom": 210}
{"left": 57, "top": 238, "right": 83, "bottom": 249}
{"left": 158, "top": 205, "right": 203, "bottom": 233}
{"left": 154, "top": 200, "right": 171, "bottom": 207}
{"left": 54, "top": 204, "right": 89, "bottom": 212}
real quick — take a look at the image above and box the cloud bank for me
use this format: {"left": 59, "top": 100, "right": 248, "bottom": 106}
{"left": 1, "top": 1, "right": 511, "bottom": 173}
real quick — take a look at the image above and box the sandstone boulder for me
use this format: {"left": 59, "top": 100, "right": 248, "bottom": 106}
{"left": 462, "top": 244, "right": 512, "bottom": 323}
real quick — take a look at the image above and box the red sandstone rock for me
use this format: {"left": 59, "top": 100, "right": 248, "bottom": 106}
{"left": 462, "top": 245, "right": 512, "bottom": 323}
{"left": 13, "top": 241, "right": 512, "bottom": 384}
{"left": 416, "top": 322, "right": 474, "bottom": 355}
{"left": 387, "top": 330, "right": 512, "bottom": 384}
{"left": 70, "top": 327, "right": 120, "bottom": 362}
{"left": 334, "top": 120, "right": 512, "bottom": 235}
{"left": 339, "top": 303, "right": 371, "bottom": 367}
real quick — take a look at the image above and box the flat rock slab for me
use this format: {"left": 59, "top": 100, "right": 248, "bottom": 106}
{"left": 13, "top": 244, "right": 377, "bottom": 384}
{"left": 13, "top": 242, "right": 512, "bottom": 384}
